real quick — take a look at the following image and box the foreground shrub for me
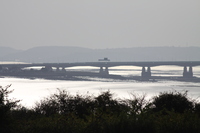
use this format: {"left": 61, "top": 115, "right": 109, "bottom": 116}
{"left": 0, "top": 85, "right": 20, "bottom": 133}
{"left": 152, "top": 91, "right": 194, "bottom": 113}
{"left": 34, "top": 89, "right": 95, "bottom": 119}
{"left": 1, "top": 85, "right": 200, "bottom": 133}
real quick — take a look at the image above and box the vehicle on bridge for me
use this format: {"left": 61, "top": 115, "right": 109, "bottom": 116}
{"left": 98, "top": 57, "right": 110, "bottom": 61}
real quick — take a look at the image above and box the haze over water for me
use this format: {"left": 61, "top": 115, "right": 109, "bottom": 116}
{"left": 1, "top": 0, "right": 199, "bottom": 111}
{"left": 1, "top": 65, "right": 200, "bottom": 108}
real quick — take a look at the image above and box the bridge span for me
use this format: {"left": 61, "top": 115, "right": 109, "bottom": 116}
{"left": 0, "top": 61, "right": 200, "bottom": 79}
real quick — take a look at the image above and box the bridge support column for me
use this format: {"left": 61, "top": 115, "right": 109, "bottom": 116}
{"left": 56, "top": 67, "right": 60, "bottom": 71}
{"left": 183, "top": 66, "right": 193, "bottom": 78}
{"left": 189, "top": 66, "right": 193, "bottom": 77}
{"left": 99, "top": 67, "right": 103, "bottom": 74}
{"left": 99, "top": 67, "right": 109, "bottom": 75}
{"left": 141, "top": 66, "right": 146, "bottom": 77}
{"left": 105, "top": 67, "right": 109, "bottom": 75}
{"left": 41, "top": 66, "right": 53, "bottom": 72}
{"left": 147, "top": 66, "right": 151, "bottom": 77}
{"left": 0, "top": 66, "right": 7, "bottom": 72}
{"left": 62, "top": 67, "right": 66, "bottom": 72}
{"left": 141, "top": 66, "right": 151, "bottom": 79}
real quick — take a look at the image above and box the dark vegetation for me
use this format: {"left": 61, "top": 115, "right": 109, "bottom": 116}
{"left": 1, "top": 85, "right": 200, "bottom": 133}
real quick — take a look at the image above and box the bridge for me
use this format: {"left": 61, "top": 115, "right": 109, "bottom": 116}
{"left": 0, "top": 61, "right": 200, "bottom": 79}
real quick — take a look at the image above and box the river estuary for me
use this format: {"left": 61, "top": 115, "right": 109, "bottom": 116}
{"left": 1, "top": 65, "right": 200, "bottom": 108}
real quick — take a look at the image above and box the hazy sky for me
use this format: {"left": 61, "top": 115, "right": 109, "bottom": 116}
{"left": 0, "top": 0, "right": 200, "bottom": 50}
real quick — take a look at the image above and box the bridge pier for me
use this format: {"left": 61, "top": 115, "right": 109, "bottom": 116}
{"left": 141, "top": 66, "right": 151, "bottom": 79}
{"left": 62, "top": 67, "right": 66, "bottom": 72}
{"left": 183, "top": 66, "right": 193, "bottom": 78}
{"left": 0, "top": 65, "right": 2, "bottom": 71}
{"left": 99, "top": 67, "right": 109, "bottom": 75}
{"left": 56, "top": 67, "right": 60, "bottom": 71}
{"left": 41, "top": 66, "right": 53, "bottom": 72}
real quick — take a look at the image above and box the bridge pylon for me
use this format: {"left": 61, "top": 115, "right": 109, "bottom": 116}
{"left": 56, "top": 67, "right": 60, "bottom": 71}
{"left": 141, "top": 66, "right": 151, "bottom": 79}
{"left": 62, "top": 67, "right": 66, "bottom": 72}
{"left": 183, "top": 66, "right": 193, "bottom": 78}
{"left": 99, "top": 67, "right": 109, "bottom": 75}
{"left": 41, "top": 66, "right": 53, "bottom": 72}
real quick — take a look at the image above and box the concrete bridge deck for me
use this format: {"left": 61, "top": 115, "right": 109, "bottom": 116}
{"left": 0, "top": 61, "right": 200, "bottom": 79}
{"left": 1, "top": 61, "right": 200, "bottom": 67}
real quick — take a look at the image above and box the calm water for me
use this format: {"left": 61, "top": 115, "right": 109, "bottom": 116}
{"left": 1, "top": 66, "right": 200, "bottom": 107}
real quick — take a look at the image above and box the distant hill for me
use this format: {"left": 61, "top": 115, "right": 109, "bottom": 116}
{"left": 1, "top": 46, "right": 92, "bottom": 62}
{"left": 0, "top": 46, "right": 22, "bottom": 58}
{"left": 0, "top": 46, "right": 199, "bottom": 63}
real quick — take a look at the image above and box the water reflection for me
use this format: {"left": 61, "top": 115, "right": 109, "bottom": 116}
{"left": 0, "top": 65, "right": 200, "bottom": 108}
